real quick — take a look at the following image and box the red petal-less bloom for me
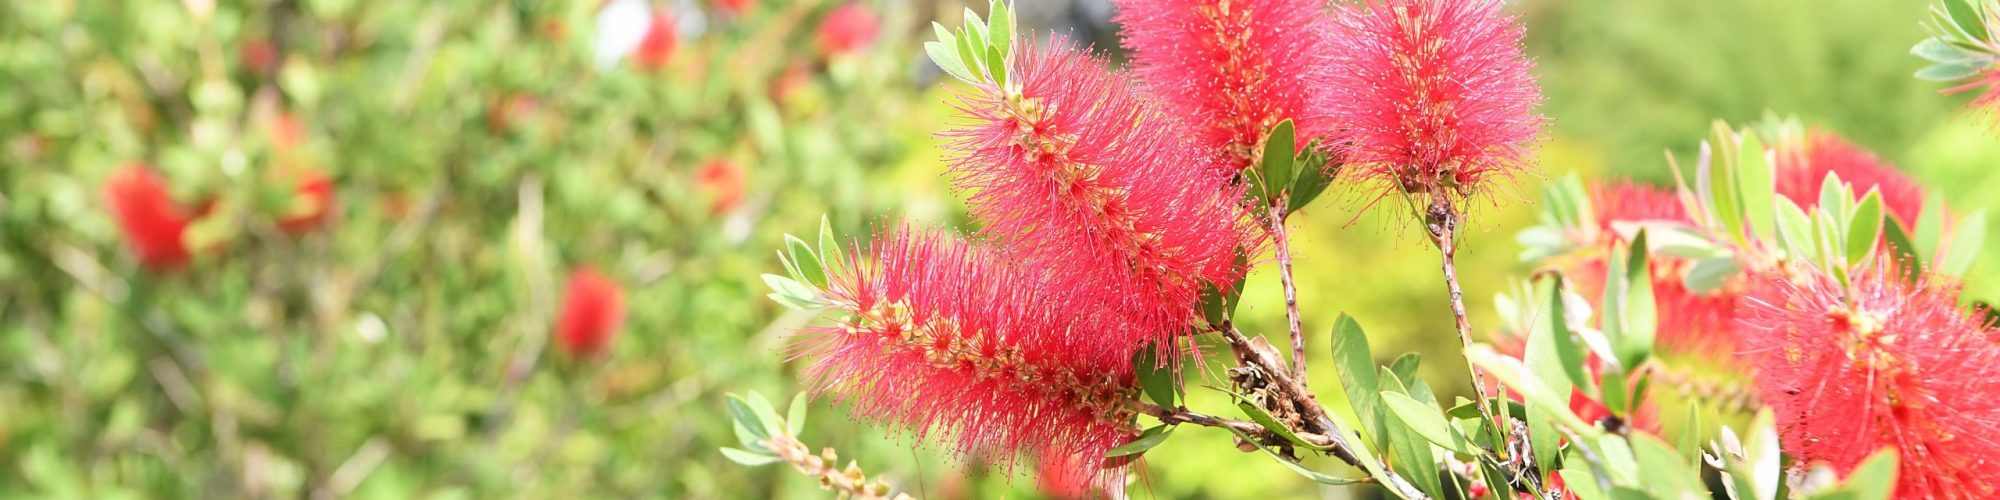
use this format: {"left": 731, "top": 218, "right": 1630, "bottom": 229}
{"left": 1114, "top": 0, "right": 1339, "bottom": 171}
{"left": 795, "top": 229, "right": 1139, "bottom": 495}
{"left": 104, "top": 165, "right": 197, "bottom": 271}
{"left": 712, "top": 0, "right": 753, "bottom": 16}
{"left": 1567, "top": 183, "right": 1742, "bottom": 357}
{"left": 556, "top": 267, "right": 626, "bottom": 358}
{"left": 696, "top": 159, "right": 745, "bottom": 215}
{"left": 942, "top": 39, "right": 1248, "bottom": 348}
{"left": 815, "top": 3, "right": 878, "bottom": 56}
{"left": 277, "top": 169, "right": 337, "bottom": 235}
{"left": 1738, "top": 262, "right": 2000, "bottom": 499}
{"left": 632, "top": 12, "right": 677, "bottom": 70}
{"left": 1774, "top": 132, "right": 1926, "bottom": 226}
{"left": 1326, "top": 0, "right": 1542, "bottom": 203}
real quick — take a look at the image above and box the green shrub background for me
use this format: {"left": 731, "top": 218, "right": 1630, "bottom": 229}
{"left": 2, "top": 0, "right": 1993, "bottom": 498}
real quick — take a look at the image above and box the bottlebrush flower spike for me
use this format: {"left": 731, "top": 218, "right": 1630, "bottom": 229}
{"left": 1774, "top": 132, "right": 1927, "bottom": 225}
{"left": 1325, "top": 0, "right": 1542, "bottom": 203}
{"left": 696, "top": 159, "right": 745, "bottom": 215}
{"left": 1114, "top": 0, "right": 1339, "bottom": 170}
{"left": 1738, "top": 261, "right": 2000, "bottom": 498}
{"left": 104, "top": 165, "right": 197, "bottom": 271}
{"left": 556, "top": 267, "right": 627, "bottom": 358}
{"left": 942, "top": 38, "right": 1248, "bottom": 346}
{"left": 794, "top": 229, "right": 1140, "bottom": 494}
{"left": 817, "top": 3, "right": 879, "bottom": 56}
{"left": 632, "top": 11, "right": 678, "bottom": 70}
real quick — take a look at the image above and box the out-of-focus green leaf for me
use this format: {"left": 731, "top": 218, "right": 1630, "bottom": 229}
{"left": 1379, "top": 391, "right": 1477, "bottom": 455}
{"left": 1105, "top": 425, "right": 1172, "bottom": 458}
{"left": 1220, "top": 427, "right": 1365, "bottom": 485}
{"left": 720, "top": 447, "right": 780, "bottom": 466}
{"left": 1942, "top": 208, "right": 1987, "bottom": 276}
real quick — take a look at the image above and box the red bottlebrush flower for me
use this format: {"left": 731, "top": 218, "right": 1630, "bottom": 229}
{"left": 238, "top": 37, "right": 279, "bottom": 75}
{"left": 487, "top": 93, "right": 541, "bottom": 133}
{"left": 277, "top": 169, "right": 337, "bottom": 235}
{"left": 104, "top": 165, "right": 197, "bottom": 271}
{"left": 269, "top": 111, "right": 308, "bottom": 153}
{"left": 942, "top": 39, "right": 1249, "bottom": 348}
{"left": 1325, "top": 0, "right": 1542, "bottom": 202}
{"left": 713, "top": 0, "right": 754, "bottom": 16}
{"left": 696, "top": 159, "right": 745, "bottom": 214}
{"left": 1738, "top": 262, "right": 2000, "bottom": 499}
{"left": 1114, "top": 0, "right": 1339, "bottom": 170}
{"left": 1775, "top": 132, "right": 1926, "bottom": 226}
{"left": 1942, "top": 69, "right": 2000, "bottom": 125}
{"left": 796, "top": 229, "right": 1139, "bottom": 495}
{"left": 815, "top": 3, "right": 878, "bottom": 56}
{"left": 556, "top": 267, "right": 627, "bottom": 358}
{"left": 632, "top": 12, "right": 678, "bottom": 70}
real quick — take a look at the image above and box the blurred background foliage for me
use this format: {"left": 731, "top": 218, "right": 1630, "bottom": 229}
{"left": 0, "top": 0, "right": 1993, "bottom": 498}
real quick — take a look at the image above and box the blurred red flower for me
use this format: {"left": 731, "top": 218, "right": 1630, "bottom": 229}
{"left": 815, "top": 4, "right": 877, "bottom": 56}
{"left": 1326, "top": 0, "right": 1542, "bottom": 203}
{"left": 1568, "top": 182, "right": 1742, "bottom": 357}
{"left": 1114, "top": 0, "right": 1340, "bottom": 172}
{"left": 104, "top": 165, "right": 198, "bottom": 271}
{"left": 1775, "top": 132, "right": 1926, "bottom": 226}
{"left": 632, "top": 12, "right": 678, "bottom": 71}
{"left": 796, "top": 229, "right": 1139, "bottom": 497}
{"left": 557, "top": 267, "right": 627, "bottom": 358}
{"left": 696, "top": 159, "right": 744, "bottom": 215}
{"left": 713, "top": 0, "right": 754, "bottom": 16}
{"left": 277, "top": 169, "right": 337, "bottom": 235}
{"left": 1739, "top": 262, "right": 2000, "bottom": 498}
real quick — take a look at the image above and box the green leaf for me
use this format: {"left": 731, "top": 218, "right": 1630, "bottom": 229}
{"left": 1679, "top": 403, "right": 1702, "bottom": 470}
{"left": 1447, "top": 399, "right": 1526, "bottom": 422}
{"left": 1380, "top": 392, "right": 1478, "bottom": 455}
{"left": 746, "top": 392, "right": 786, "bottom": 444}
{"left": 1912, "top": 37, "right": 1979, "bottom": 63}
{"left": 1776, "top": 198, "right": 1819, "bottom": 263}
{"left": 924, "top": 41, "right": 974, "bottom": 83}
{"left": 1288, "top": 153, "right": 1335, "bottom": 214}
{"left": 1478, "top": 458, "right": 1519, "bottom": 500}
{"left": 1944, "top": 0, "right": 1989, "bottom": 42}
{"left": 1847, "top": 189, "right": 1884, "bottom": 267}
{"left": 720, "top": 447, "right": 780, "bottom": 466}
{"left": 1915, "top": 195, "right": 1947, "bottom": 261}
{"left": 1261, "top": 120, "right": 1296, "bottom": 205}
{"left": 1706, "top": 125, "right": 1745, "bottom": 245}
{"left": 1220, "top": 427, "right": 1366, "bottom": 485}
{"left": 1595, "top": 434, "right": 1641, "bottom": 486}
{"left": 1631, "top": 434, "right": 1702, "bottom": 497}
{"left": 1465, "top": 345, "right": 1596, "bottom": 436}
{"left": 955, "top": 20, "right": 985, "bottom": 82}
{"left": 1104, "top": 425, "right": 1172, "bottom": 457}
{"left": 726, "top": 393, "right": 772, "bottom": 444}
{"left": 1234, "top": 398, "right": 1329, "bottom": 451}
{"left": 1739, "top": 408, "right": 1782, "bottom": 500}
{"left": 785, "top": 235, "right": 826, "bottom": 289}
{"left": 1941, "top": 208, "right": 1987, "bottom": 276}
{"left": 1388, "top": 353, "right": 1421, "bottom": 387}
{"left": 1134, "top": 345, "right": 1177, "bottom": 409}
{"left": 1378, "top": 372, "right": 1446, "bottom": 499}
{"left": 1844, "top": 448, "right": 1899, "bottom": 500}
{"left": 787, "top": 393, "right": 808, "bottom": 437}
{"left": 986, "top": 0, "right": 1011, "bottom": 63}
{"left": 1739, "top": 134, "right": 1777, "bottom": 244}
{"left": 1525, "top": 279, "right": 1580, "bottom": 474}
{"left": 1682, "top": 257, "right": 1740, "bottom": 294}
{"left": 817, "top": 214, "right": 844, "bottom": 270}
{"left": 1199, "top": 282, "right": 1227, "bottom": 326}
{"left": 1330, "top": 314, "right": 1383, "bottom": 447}
{"left": 1614, "top": 231, "right": 1656, "bottom": 370}
{"left": 985, "top": 44, "right": 1008, "bottom": 89}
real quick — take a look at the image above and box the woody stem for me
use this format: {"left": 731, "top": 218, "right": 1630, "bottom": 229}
{"left": 1270, "top": 204, "right": 1309, "bottom": 382}
{"left": 1424, "top": 198, "right": 1503, "bottom": 442}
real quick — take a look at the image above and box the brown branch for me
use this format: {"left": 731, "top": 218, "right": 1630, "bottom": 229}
{"left": 1269, "top": 205, "right": 1308, "bottom": 381}
{"left": 1425, "top": 198, "right": 1504, "bottom": 447}
{"left": 764, "top": 435, "right": 913, "bottom": 500}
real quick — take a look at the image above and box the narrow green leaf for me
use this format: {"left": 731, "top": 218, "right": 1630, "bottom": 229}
{"left": 1134, "top": 345, "right": 1176, "bottom": 409}
{"left": 1221, "top": 427, "right": 1366, "bottom": 485}
{"left": 1105, "top": 425, "right": 1173, "bottom": 457}
{"left": 1595, "top": 434, "right": 1640, "bottom": 486}
{"left": 1915, "top": 195, "right": 1947, "bottom": 262}
{"left": 1465, "top": 345, "right": 1596, "bottom": 436}
{"left": 785, "top": 235, "right": 826, "bottom": 289}
{"left": 1378, "top": 372, "right": 1446, "bottom": 499}
{"left": 1479, "top": 458, "right": 1518, "bottom": 500}
{"left": 1881, "top": 219, "right": 1922, "bottom": 279}
{"left": 1380, "top": 391, "right": 1478, "bottom": 455}
{"left": 1707, "top": 125, "right": 1745, "bottom": 245}
{"left": 1844, "top": 448, "right": 1899, "bottom": 500}
{"left": 746, "top": 393, "right": 786, "bottom": 444}
{"left": 1525, "top": 280, "right": 1579, "bottom": 475}
{"left": 1942, "top": 208, "right": 1988, "bottom": 276}
{"left": 720, "top": 447, "right": 780, "bottom": 466}
{"left": 1912, "top": 37, "right": 1979, "bottom": 63}
{"left": 1234, "top": 398, "right": 1329, "bottom": 451}
{"left": 986, "top": 0, "right": 1011, "bottom": 63}
{"left": 1330, "top": 314, "right": 1382, "bottom": 447}
{"left": 1944, "top": 0, "right": 1989, "bottom": 42}
{"left": 1447, "top": 399, "right": 1526, "bottom": 422}
{"left": 1682, "top": 257, "right": 1741, "bottom": 294}
{"left": 1776, "top": 198, "right": 1818, "bottom": 263}
{"left": 1617, "top": 231, "right": 1657, "bottom": 369}
{"left": 985, "top": 45, "right": 1007, "bottom": 89}
{"left": 787, "top": 393, "right": 808, "bottom": 437}
{"left": 1388, "top": 353, "right": 1421, "bottom": 387}
{"left": 1261, "top": 120, "right": 1296, "bottom": 205}
{"left": 1599, "top": 370, "right": 1629, "bottom": 417}
{"left": 1288, "top": 153, "right": 1335, "bottom": 214}
{"left": 924, "top": 41, "right": 974, "bottom": 83}
{"left": 955, "top": 21, "right": 984, "bottom": 82}
{"left": 1679, "top": 403, "right": 1702, "bottom": 469}
{"left": 1848, "top": 189, "right": 1885, "bottom": 267}
{"left": 1631, "top": 433, "right": 1702, "bottom": 497}
{"left": 1739, "top": 134, "right": 1778, "bottom": 244}
{"left": 726, "top": 394, "right": 772, "bottom": 443}
{"left": 817, "top": 215, "right": 844, "bottom": 269}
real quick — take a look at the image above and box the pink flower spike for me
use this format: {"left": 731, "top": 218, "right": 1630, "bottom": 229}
{"left": 1326, "top": 0, "right": 1543, "bottom": 204}
{"left": 1738, "top": 262, "right": 2000, "bottom": 499}
{"left": 793, "top": 228, "right": 1140, "bottom": 494}
{"left": 1115, "top": 0, "right": 1340, "bottom": 171}
{"left": 941, "top": 38, "right": 1251, "bottom": 350}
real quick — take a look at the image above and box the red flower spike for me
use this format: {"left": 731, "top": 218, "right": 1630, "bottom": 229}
{"left": 696, "top": 159, "right": 745, "bottom": 215}
{"left": 1326, "top": 0, "right": 1542, "bottom": 203}
{"left": 713, "top": 0, "right": 754, "bottom": 16}
{"left": 941, "top": 39, "right": 1250, "bottom": 349}
{"left": 1114, "top": 0, "right": 1339, "bottom": 171}
{"left": 277, "top": 169, "right": 337, "bottom": 235}
{"left": 816, "top": 4, "right": 878, "bottom": 56}
{"left": 104, "top": 165, "right": 197, "bottom": 271}
{"left": 1738, "top": 262, "right": 2000, "bottom": 499}
{"left": 632, "top": 12, "right": 678, "bottom": 70}
{"left": 795, "top": 229, "right": 1140, "bottom": 494}
{"left": 1775, "top": 132, "right": 1926, "bottom": 226}
{"left": 556, "top": 267, "right": 627, "bottom": 359}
